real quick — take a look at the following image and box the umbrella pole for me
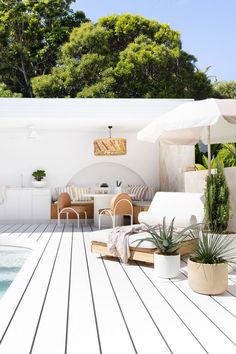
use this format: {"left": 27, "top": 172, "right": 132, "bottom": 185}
{"left": 207, "top": 125, "right": 211, "bottom": 176}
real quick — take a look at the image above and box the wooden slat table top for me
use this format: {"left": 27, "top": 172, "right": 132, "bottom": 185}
{"left": 0, "top": 221, "right": 235, "bottom": 353}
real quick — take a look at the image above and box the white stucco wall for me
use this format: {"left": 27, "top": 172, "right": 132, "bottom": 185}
{"left": 159, "top": 143, "right": 195, "bottom": 192}
{"left": 0, "top": 130, "right": 159, "bottom": 188}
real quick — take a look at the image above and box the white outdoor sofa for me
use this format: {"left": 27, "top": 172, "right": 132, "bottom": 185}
{"left": 90, "top": 192, "right": 205, "bottom": 263}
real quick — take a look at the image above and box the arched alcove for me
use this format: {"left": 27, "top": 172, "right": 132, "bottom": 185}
{"left": 68, "top": 162, "right": 145, "bottom": 187}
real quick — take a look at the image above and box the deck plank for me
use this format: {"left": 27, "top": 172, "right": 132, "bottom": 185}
{"left": 0, "top": 223, "right": 23, "bottom": 236}
{"left": 115, "top": 261, "right": 206, "bottom": 353}
{"left": 17, "top": 224, "right": 40, "bottom": 240}
{"left": 103, "top": 258, "right": 174, "bottom": 353}
{"left": 0, "top": 222, "right": 236, "bottom": 353}
{"left": 83, "top": 224, "right": 136, "bottom": 354}
{"left": 0, "top": 224, "right": 62, "bottom": 354}
{"left": 31, "top": 225, "right": 72, "bottom": 354}
{"left": 141, "top": 264, "right": 236, "bottom": 353}
{"left": 67, "top": 227, "right": 100, "bottom": 354}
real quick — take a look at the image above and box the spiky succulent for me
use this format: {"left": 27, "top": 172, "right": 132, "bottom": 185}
{"left": 134, "top": 217, "right": 199, "bottom": 255}
{"left": 190, "top": 232, "right": 236, "bottom": 264}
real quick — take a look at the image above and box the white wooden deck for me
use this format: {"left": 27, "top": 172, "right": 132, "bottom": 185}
{"left": 0, "top": 222, "right": 236, "bottom": 354}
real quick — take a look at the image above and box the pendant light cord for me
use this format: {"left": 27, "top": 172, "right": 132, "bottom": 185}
{"left": 108, "top": 126, "right": 112, "bottom": 138}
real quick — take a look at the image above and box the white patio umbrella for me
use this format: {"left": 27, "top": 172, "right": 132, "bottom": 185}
{"left": 137, "top": 98, "right": 236, "bottom": 175}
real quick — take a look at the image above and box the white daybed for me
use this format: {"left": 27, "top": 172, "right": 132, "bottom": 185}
{"left": 90, "top": 192, "right": 205, "bottom": 263}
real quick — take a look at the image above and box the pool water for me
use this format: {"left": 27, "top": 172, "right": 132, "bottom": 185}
{"left": 0, "top": 246, "right": 31, "bottom": 299}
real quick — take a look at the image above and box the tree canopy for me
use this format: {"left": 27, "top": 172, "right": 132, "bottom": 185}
{"left": 0, "top": 0, "right": 88, "bottom": 97}
{"left": 213, "top": 81, "right": 236, "bottom": 99}
{"left": 0, "top": 82, "right": 22, "bottom": 97}
{"left": 32, "top": 14, "right": 213, "bottom": 98}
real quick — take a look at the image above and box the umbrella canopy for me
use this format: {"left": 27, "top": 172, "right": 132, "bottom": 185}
{"left": 137, "top": 98, "right": 236, "bottom": 176}
{"left": 137, "top": 98, "right": 236, "bottom": 145}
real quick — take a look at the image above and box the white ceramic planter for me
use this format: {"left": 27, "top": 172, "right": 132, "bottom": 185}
{"left": 32, "top": 180, "right": 47, "bottom": 188}
{"left": 188, "top": 259, "right": 228, "bottom": 295}
{"left": 154, "top": 253, "right": 180, "bottom": 278}
{"left": 113, "top": 187, "right": 122, "bottom": 194}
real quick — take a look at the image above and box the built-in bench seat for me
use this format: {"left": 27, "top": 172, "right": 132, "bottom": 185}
{"left": 51, "top": 200, "right": 149, "bottom": 221}
{"left": 51, "top": 201, "right": 94, "bottom": 219}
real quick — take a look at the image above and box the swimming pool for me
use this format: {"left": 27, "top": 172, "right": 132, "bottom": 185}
{"left": 0, "top": 246, "right": 31, "bottom": 299}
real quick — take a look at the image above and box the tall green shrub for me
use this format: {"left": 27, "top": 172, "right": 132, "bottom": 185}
{"left": 204, "top": 162, "right": 231, "bottom": 233}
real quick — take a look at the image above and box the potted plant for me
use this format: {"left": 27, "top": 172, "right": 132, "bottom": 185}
{"left": 134, "top": 217, "right": 198, "bottom": 278}
{"left": 114, "top": 180, "right": 122, "bottom": 194}
{"left": 188, "top": 232, "right": 236, "bottom": 295}
{"left": 32, "top": 169, "right": 46, "bottom": 188}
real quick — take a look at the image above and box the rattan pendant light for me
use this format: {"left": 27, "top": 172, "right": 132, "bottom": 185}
{"left": 94, "top": 126, "right": 127, "bottom": 156}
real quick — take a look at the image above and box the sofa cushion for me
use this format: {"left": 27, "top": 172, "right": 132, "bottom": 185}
{"left": 143, "top": 186, "right": 158, "bottom": 201}
{"left": 71, "top": 185, "right": 92, "bottom": 201}
{"left": 127, "top": 185, "right": 148, "bottom": 201}
{"left": 52, "top": 185, "right": 92, "bottom": 202}
{"left": 138, "top": 192, "right": 205, "bottom": 228}
{"left": 52, "top": 186, "right": 74, "bottom": 202}
{"left": 90, "top": 228, "right": 156, "bottom": 249}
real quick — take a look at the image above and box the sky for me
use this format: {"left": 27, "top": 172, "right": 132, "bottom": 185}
{"left": 73, "top": 0, "right": 236, "bottom": 82}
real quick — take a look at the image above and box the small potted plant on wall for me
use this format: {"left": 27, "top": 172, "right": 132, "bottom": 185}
{"left": 188, "top": 232, "right": 236, "bottom": 295}
{"left": 134, "top": 217, "right": 198, "bottom": 278}
{"left": 32, "top": 169, "right": 46, "bottom": 188}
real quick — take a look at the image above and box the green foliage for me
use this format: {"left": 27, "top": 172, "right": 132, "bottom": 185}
{"left": 195, "top": 143, "right": 236, "bottom": 170}
{"left": 213, "top": 81, "right": 236, "bottom": 99}
{"left": 190, "top": 232, "right": 236, "bottom": 264}
{"left": 32, "top": 169, "right": 46, "bottom": 181}
{"left": 195, "top": 155, "right": 221, "bottom": 170}
{"left": 0, "top": 82, "right": 22, "bottom": 97}
{"left": 32, "top": 14, "right": 213, "bottom": 98}
{"left": 134, "top": 217, "right": 198, "bottom": 255}
{"left": 204, "top": 161, "right": 231, "bottom": 233}
{"left": 0, "top": 0, "right": 88, "bottom": 97}
{"left": 195, "top": 143, "right": 222, "bottom": 170}
{"left": 217, "top": 143, "right": 236, "bottom": 167}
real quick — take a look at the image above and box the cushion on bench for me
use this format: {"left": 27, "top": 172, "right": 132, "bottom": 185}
{"left": 138, "top": 192, "right": 204, "bottom": 227}
{"left": 90, "top": 228, "right": 156, "bottom": 249}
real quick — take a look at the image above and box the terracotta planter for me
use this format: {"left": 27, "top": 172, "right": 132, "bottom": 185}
{"left": 154, "top": 253, "right": 180, "bottom": 278}
{"left": 188, "top": 259, "right": 228, "bottom": 295}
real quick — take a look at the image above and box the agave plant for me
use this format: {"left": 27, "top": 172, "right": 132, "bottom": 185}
{"left": 134, "top": 217, "right": 199, "bottom": 255}
{"left": 190, "top": 232, "right": 236, "bottom": 264}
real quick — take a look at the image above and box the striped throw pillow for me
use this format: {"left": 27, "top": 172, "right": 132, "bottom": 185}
{"left": 71, "top": 186, "right": 92, "bottom": 201}
{"left": 129, "top": 185, "right": 148, "bottom": 201}
{"left": 53, "top": 186, "right": 74, "bottom": 202}
{"left": 143, "top": 187, "right": 158, "bottom": 201}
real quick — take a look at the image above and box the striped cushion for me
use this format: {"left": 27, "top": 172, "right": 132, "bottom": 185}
{"left": 143, "top": 187, "right": 158, "bottom": 201}
{"left": 128, "top": 185, "right": 148, "bottom": 201}
{"left": 52, "top": 186, "right": 74, "bottom": 202}
{"left": 72, "top": 186, "right": 92, "bottom": 201}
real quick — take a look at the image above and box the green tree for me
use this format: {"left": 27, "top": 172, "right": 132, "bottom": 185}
{"left": 213, "top": 81, "right": 236, "bottom": 99}
{"left": 32, "top": 14, "right": 213, "bottom": 98}
{"left": 204, "top": 161, "right": 231, "bottom": 233}
{"left": 0, "top": 0, "right": 88, "bottom": 97}
{"left": 0, "top": 82, "right": 22, "bottom": 97}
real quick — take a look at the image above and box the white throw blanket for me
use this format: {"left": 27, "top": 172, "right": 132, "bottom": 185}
{"left": 108, "top": 224, "right": 147, "bottom": 263}
{"left": 0, "top": 186, "right": 6, "bottom": 205}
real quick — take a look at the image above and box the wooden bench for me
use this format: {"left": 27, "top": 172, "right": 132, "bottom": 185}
{"left": 51, "top": 202, "right": 94, "bottom": 219}
{"left": 91, "top": 239, "right": 197, "bottom": 263}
